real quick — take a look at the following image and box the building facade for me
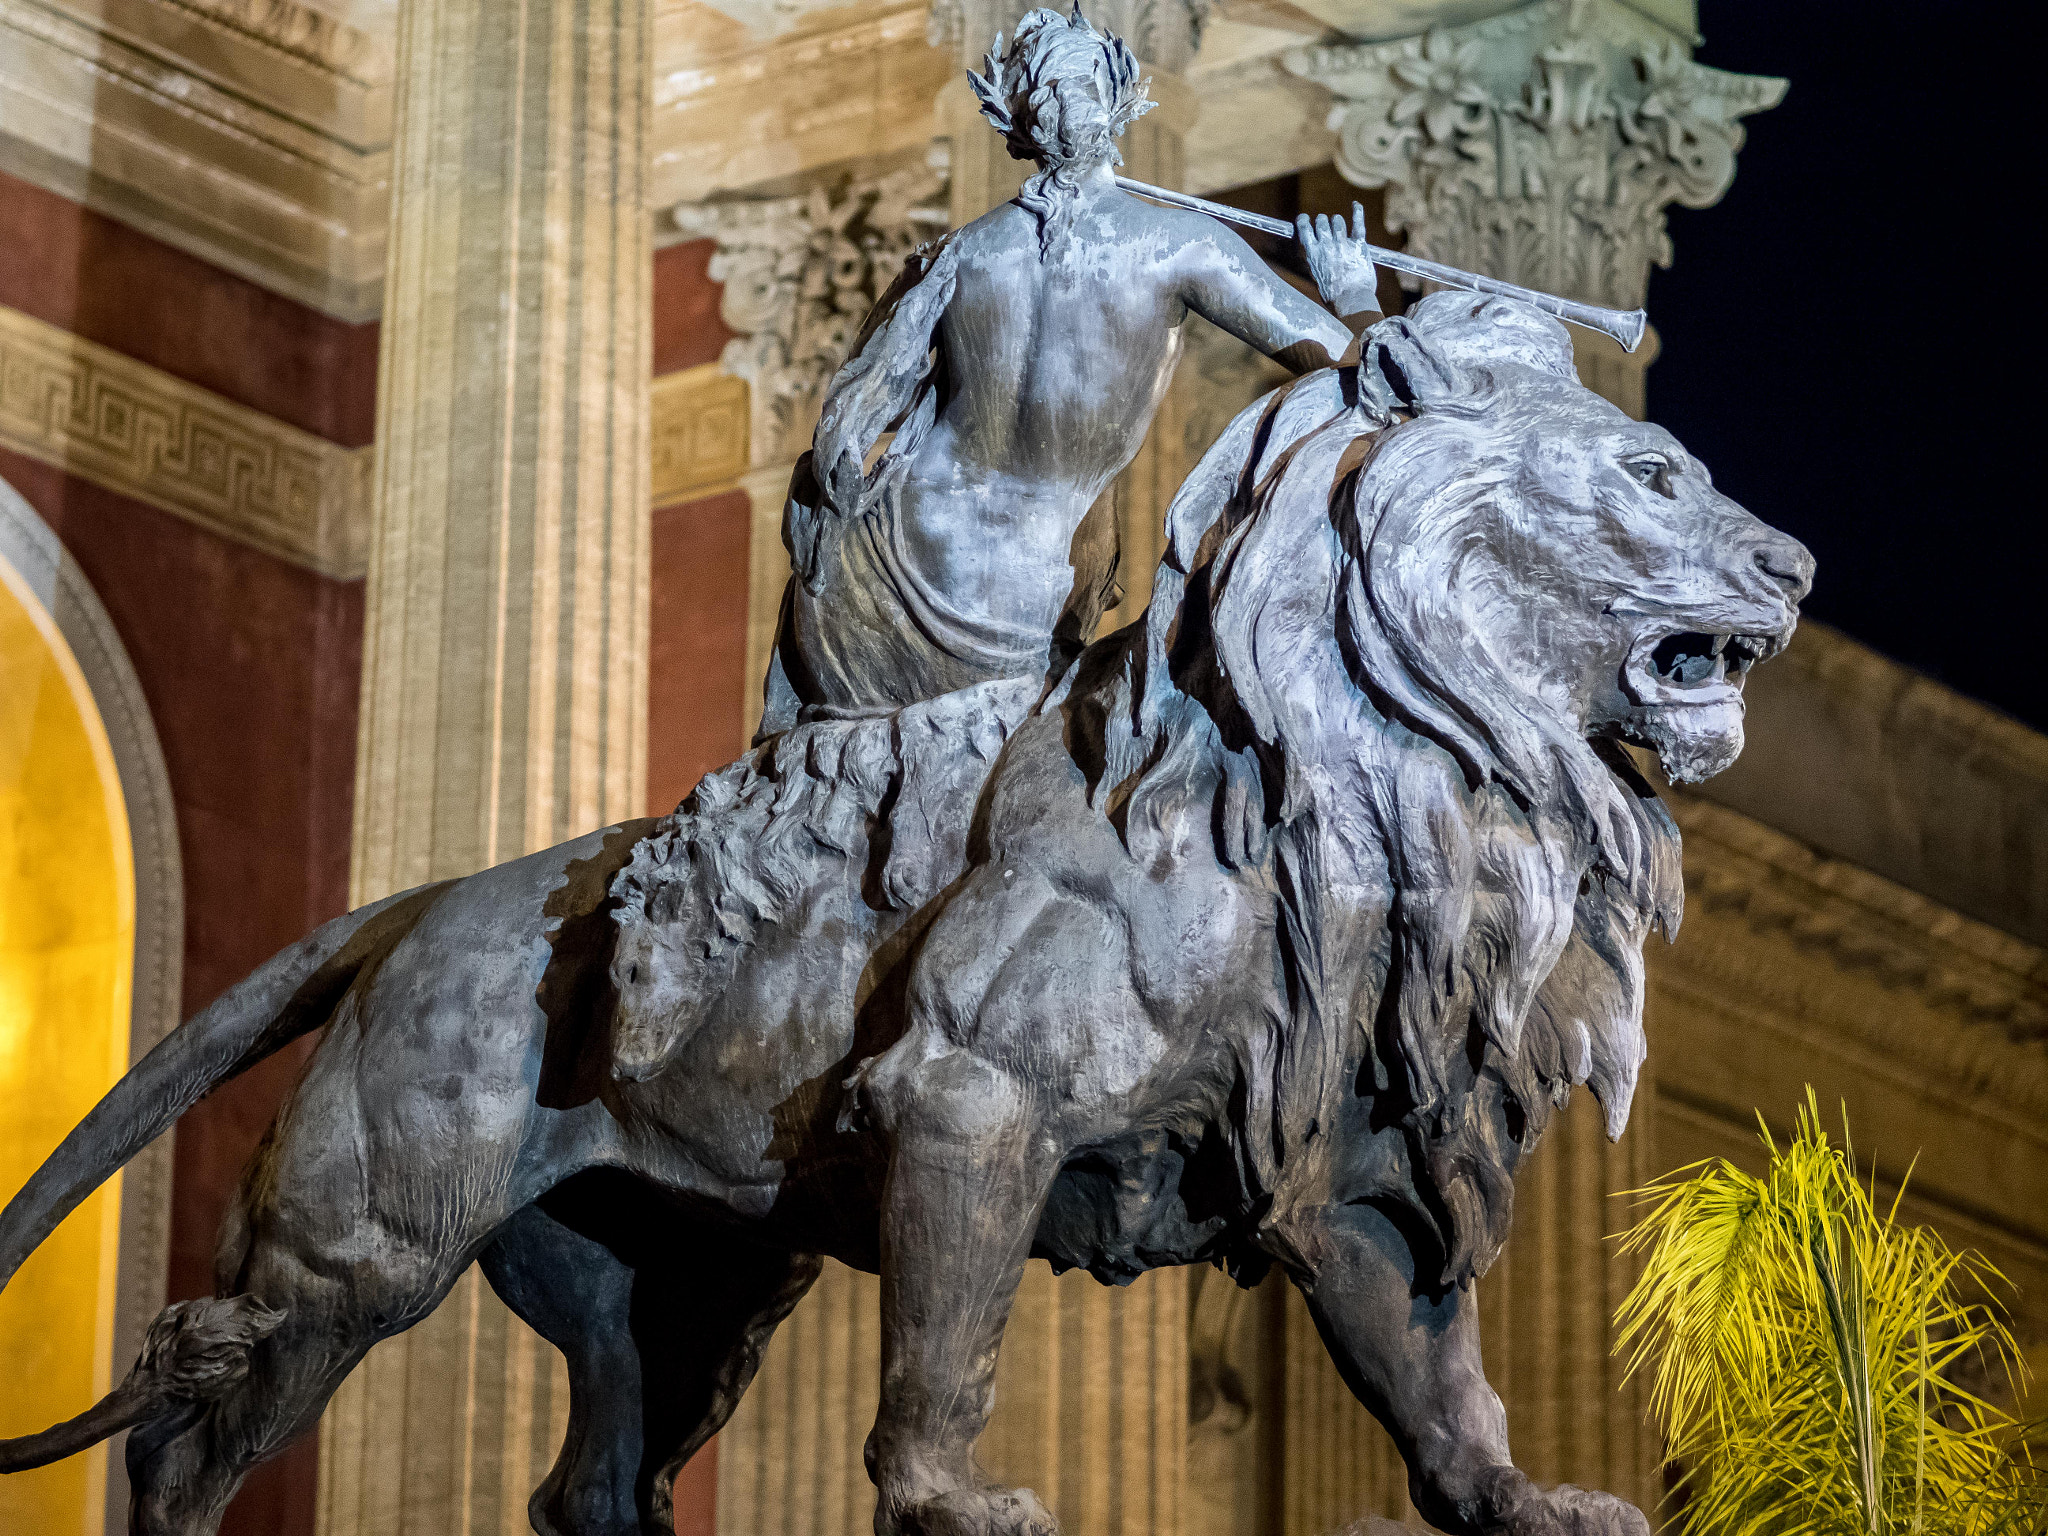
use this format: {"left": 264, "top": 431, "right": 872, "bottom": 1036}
{"left": 0, "top": 1, "right": 2040, "bottom": 1533}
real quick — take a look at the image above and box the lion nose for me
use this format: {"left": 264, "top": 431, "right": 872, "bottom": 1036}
{"left": 1752, "top": 534, "right": 1814, "bottom": 602}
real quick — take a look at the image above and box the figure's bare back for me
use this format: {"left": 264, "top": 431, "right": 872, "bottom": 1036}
{"left": 922, "top": 200, "right": 1187, "bottom": 498}
{"left": 894, "top": 186, "right": 1355, "bottom": 645}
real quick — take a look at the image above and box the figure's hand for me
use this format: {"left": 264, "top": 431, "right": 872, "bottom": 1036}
{"left": 1297, "top": 202, "right": 1380, "bottom": 321}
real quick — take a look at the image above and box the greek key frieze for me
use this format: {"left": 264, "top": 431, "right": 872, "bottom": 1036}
{"left": 0, "top": 304, "right": 369, "bottom": 578}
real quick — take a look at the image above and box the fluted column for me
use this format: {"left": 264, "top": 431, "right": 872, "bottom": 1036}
{"left": 716, "top": 1261, "right": 883, "bottom": 1536}
{"left": 1475, "top": 1092, "right": 1663, "bottom": 1510}
{"left": 316, "top": 0, "right": 651, "bottom": 1526}
{"left": 1280, "top": 1285, "right": 1416, "bottom": 1535}
{"left": 1288, "top": 0, "right": 1783, "bottom": 420}
{"left": 977, "top": 1263, "right": 1188, "bottom": 1535}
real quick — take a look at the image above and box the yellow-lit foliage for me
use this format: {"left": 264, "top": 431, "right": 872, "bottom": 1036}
{"left": 1615, "top": 1090, "right": 2046, "bottom": 1536}
{"left": 0, "top": 554, "right": 134, "bottom": 1536}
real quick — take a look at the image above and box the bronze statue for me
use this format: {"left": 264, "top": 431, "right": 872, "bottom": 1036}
{"left": 761, "top": 6, "right": 1383, "bottom": 733}
{"left": 0, "top": 12, "right": 1814, "bottom": 1536}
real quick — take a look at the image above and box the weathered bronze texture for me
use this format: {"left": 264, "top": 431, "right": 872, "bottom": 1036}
{"left": 0, "top": 11, "right": 1812, "bottom": 1534}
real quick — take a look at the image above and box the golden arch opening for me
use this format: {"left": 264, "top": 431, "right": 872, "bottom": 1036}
{"left": 0, "top": 546, "right": 136, "bottom": 1535}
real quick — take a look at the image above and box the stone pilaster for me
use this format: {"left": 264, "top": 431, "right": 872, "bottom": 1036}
{"left": 738, "top": 461, "right": 798, "bottom": 736}
{"left": 1287, "top": 0, "right": 1783, "bottom": 417}
{"left": 315, "top": 0, "right": 651, "bottom": 1525}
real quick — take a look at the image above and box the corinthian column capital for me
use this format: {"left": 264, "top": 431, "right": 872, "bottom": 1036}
{"left": 671, "top": 155, "right": 952, "bottom": 468}
{"left": 1286, "top": 0, "right": 1784, "bottom": 309}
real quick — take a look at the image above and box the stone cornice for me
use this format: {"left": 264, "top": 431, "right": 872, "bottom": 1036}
{"left": 1670, "top": 795, "right": 2048, "bottom": 1118}
{"left": 140, "top": 0, "right": 389, "bottom": 84}
{"left": 0, "top": 302, "right": 372, "bottom": 576}
{"left": 0, "top": 0, "right": 390, "bottom": 319}
{"left": 653, "top": 0, "right": 946, "bottom": 210}
{"left": 1695, "top": 622, "right": 2048, "bottom": 949}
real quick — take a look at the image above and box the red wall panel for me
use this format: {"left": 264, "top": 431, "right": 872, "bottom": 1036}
{"left": 649, "top": 487, "right": 753, "bottom": 816}
{"left": 0, "top": 170, "right": 379, "bottom": 447}
{"left": 0, "top": 450, "right": 356, "bottom": 1536}
{"left": 653, "top": 239, "right": 737, "bottom": 378}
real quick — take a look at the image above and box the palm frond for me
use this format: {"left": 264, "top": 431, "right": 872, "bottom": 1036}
{"left": 1614, "top": 1088, "right": 2042, "bottom": 1536}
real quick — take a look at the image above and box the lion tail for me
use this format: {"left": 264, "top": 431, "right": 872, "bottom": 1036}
{"left": 0, "top": 882, "right": 442, "bottom": 1465}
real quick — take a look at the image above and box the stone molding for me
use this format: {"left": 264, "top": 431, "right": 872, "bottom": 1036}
{"left": 140, "top": 0, "right": 387, "bottom": 80}
{"left": 674, "top": 153, "right": 949, "bottom": 468}
{"left": 0, "top": 0, "right": 391, "bottom": 320}
{"left": 1286, "top": 0, "right": 1784, "bottom": 308}
{"left": 0, "top": 470, "right": 183, "bottom": 1536}
{"left": 652, "top": 362, "right": 750, "bottom": 506}
{"left": 1670, "top": 795, "right": 2048, "bottom": 1122}
{"left": 927, "top": 0, "right": 1210, "bottom": 71}
{"left": 0, "top": 303, "right": 372, "bottom": 577}
{"left": 654, "top": 0, "right": 947, "bottom": 209}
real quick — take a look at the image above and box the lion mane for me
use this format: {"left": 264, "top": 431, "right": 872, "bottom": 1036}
{"left": 1070, "top": 292, "right": 1684, "bottom": 1284}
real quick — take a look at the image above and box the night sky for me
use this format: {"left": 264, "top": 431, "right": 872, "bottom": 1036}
{"left": 1647, "top": 3, "right": 2044, "bottom": 730}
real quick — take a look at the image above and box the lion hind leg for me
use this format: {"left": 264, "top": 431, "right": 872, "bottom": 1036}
{"left": 479, "top": 1182, "right": 822, "bottom": 1536}
{"left": 123, "top": 1232, "right": 472, "bottom": 1536}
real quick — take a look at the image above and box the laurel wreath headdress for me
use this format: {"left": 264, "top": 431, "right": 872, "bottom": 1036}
{"left": 967, "top": 5, "right": 1155, "bottom": 250}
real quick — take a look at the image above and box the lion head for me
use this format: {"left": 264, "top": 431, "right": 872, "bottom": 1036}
{"left": 1115, "top": 291, "right": 1811, "bottom": 1282}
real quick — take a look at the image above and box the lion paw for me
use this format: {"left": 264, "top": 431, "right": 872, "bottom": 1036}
{"left": 893, "top": 1485, "right": 1059, "bottom": 1536}
{"left": 1475, "top": 1469, "right": 1650, "bottom": 1536}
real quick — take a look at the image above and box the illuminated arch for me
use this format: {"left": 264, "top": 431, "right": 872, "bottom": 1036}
{"left": 0, "top": 476, "right": 182, "bottom": 1536}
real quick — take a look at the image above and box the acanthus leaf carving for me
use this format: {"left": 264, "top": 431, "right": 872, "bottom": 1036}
{"left": 673, "top": 154, "right": 950, "bottom": 468}
{"left": 1286, "top": 0, "right": 1785, "bottom": 310}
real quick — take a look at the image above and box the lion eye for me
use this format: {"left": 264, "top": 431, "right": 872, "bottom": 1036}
{"left": 1622, "top": 455, "right": 1675, "bottom": 499}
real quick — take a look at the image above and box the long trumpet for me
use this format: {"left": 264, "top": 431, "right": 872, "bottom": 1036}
{"left": 1113, "top": 176, "right": 1648, "bottom": 354}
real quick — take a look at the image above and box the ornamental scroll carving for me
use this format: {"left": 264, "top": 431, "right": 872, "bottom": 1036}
{"left": 1287, "top": 0, "right": 1785, "bottom": 309}
{"left": 673, "top": 157, "right": 949, "bottom": 468}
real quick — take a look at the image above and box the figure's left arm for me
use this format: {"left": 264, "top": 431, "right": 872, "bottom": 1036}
{"left": 1179, "top": 204, "right": 1383, "bottom": 375}
{"left": 1284, "top": 1200, "right": 1651, "bottom": 1536}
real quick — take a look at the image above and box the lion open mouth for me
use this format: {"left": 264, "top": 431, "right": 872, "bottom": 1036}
{"left": 1626, "top": 627, "right": 1786, "bottom": 708}
{"left": 1647, "top": 631, "right": 1772, "bottom": 689}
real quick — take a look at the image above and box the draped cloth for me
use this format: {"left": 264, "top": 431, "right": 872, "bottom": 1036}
{"left": 758, "top": 234, "right": 1113, "bottom": 737}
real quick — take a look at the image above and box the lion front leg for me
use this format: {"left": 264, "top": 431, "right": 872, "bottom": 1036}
{"left": 1288, "top": 1203, "right": 1649, "bottom": 1536}
{"left": 860, "top": 1037, "right": 1062, "bottom": 1536}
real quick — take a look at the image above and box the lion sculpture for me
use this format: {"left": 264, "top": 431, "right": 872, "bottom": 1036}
{"left": 0, "top": 293, "right": 1811, "bottom": 1536}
